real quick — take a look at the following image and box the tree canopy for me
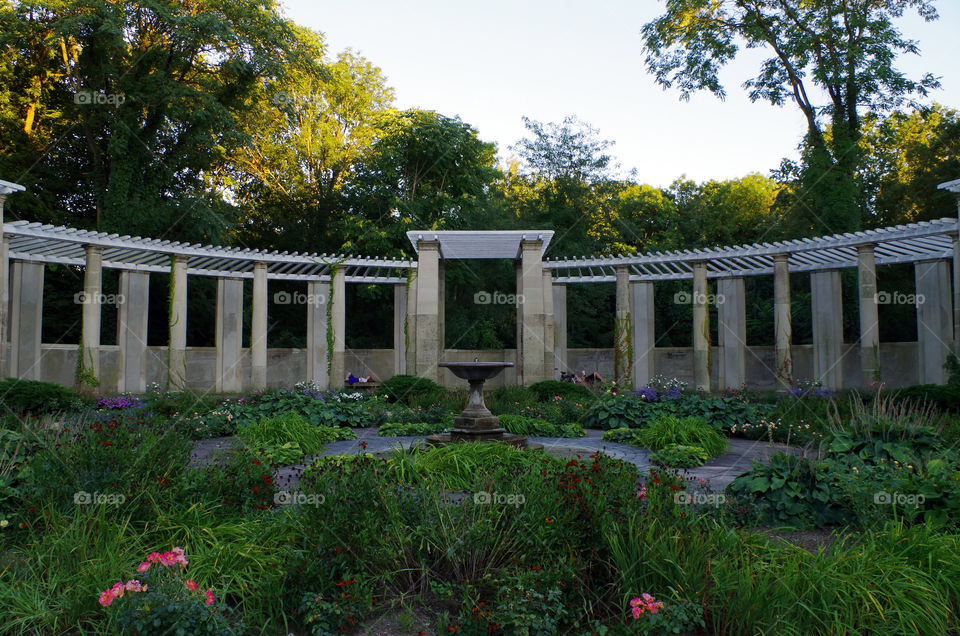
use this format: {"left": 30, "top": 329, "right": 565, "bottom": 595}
{"left": 641, "top": 0, "right": 941, "bottom": 234}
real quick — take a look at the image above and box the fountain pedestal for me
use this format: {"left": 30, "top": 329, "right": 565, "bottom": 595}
{"left": 425, "top": 361, "right": 539, "bottom": 449}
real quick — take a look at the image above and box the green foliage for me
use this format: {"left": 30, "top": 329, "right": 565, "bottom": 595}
{"left": 186, "top": 447, "right": 278, "bottom": 513}
{"left": 497, "top": 415, "right": 586, "bottom": 438}
{"left": 377, "top": 421, "right": 448, "bottom": 436}
{"left": 885, "top": 383, "right": 960, "bottom": 414}
{"left": 0, "top": 379, "right": 85, "bottom": 415}
{"left": 634, "top": 416, "right": 728, "bottom": 457}
{"left": 650, "top": 444, "right": 710, "bottom": 469}
{"left": 19, "top": 412, "right": 191, "bottom": 521}
{"left": 728, "top": 453, "right": 846, "bottom": 529}
{"left": 602, "top": 427, "right": 640, "bottom": 444}
{"left": 229, "top": 389, "right": 384, "bottom": 428}
{"left": 377, "top": 374, "right": 443, "bottom": 405}
{"left": 632, "top": 597, "right": 706, "bottom": 635}
{"left": 582, "top": 394, "right": 653, "bottom": 430}
{"left": 236, "top": 412, "right": 354, "bottom": 463}
{"left": 528, "top": 380, "right": 595, "bottom": 404}
{"left": 385, "top": 443, "right": 562, "bottom": 491}
{"left": 642, "top": 0, "right": 940, "bottom": 233}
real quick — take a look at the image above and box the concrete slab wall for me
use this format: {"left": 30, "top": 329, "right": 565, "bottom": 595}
{"left": 31, "top": 342, "right": 923, "bottom": 393}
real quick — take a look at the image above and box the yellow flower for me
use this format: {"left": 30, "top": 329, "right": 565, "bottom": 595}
{"left": 0, "top": 519, "right": 8, "bottom": 528}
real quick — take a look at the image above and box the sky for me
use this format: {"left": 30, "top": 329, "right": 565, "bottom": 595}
{"left": 281, "top": 0, "right": 959, "bottom": 188}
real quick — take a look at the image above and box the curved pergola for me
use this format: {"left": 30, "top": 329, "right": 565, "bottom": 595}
{"left": 0, "top": 177, "right": 958, "bottom": 394}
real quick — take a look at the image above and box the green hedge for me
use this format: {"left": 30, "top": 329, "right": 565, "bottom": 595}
{"left": 377, "top": 374, "right": 443, "bottom": 405}
{"left": 0, "top": 378, "right": 85, "bottom": 415}
{"left": 528, "top": 380, "right": 596, "bottom": 404}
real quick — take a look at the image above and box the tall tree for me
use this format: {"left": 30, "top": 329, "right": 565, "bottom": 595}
{"left": 641, "top": 0, "right": 940, "bottom": 234}
{"left": 0, "top": 0, "right": 298, "bottom": 240}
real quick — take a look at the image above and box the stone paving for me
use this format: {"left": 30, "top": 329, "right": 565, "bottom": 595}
{"left": 189, "top": 427, "right": 810, "bottom": 493}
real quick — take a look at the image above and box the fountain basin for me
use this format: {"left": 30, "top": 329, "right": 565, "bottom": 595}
{"left": 427, "top": 361, "right": 540, "bottom": 449}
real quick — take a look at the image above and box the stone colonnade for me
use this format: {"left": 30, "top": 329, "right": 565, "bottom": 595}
{"left": 0, "top": 251, "right": 412, "bottom": 392}
{"left": 0, "top": 231, "right": 957, "bottom": 392}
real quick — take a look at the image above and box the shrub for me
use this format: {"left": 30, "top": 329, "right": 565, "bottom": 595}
{"left": 582, "top": 394, "right": 654, "bottom": 430}
{"left": 528, "top": 380, "right": 595, "bottom": 404}
{"left": 236, "top": 412, "right": 354, "bottom": 463}
{"left": 727, "top": 453, "right": 847, "bottom": 528}
{"left": 228, "top": 390, "right": 384, "bottom": 428}
{"left": 602, "top": 427, "right": 640, "bottom": 444}
{"left": 98, "top": 547, "right": 231, "bottom": 636}
{"left": 498, "top": 414, "right": 586, "bottom": 438}
{"left": 0, "top": 379, "right": 85, "bottom": 415}
{"left": 634, "top": 416, "right": 728, "bottom": 457}
{"left": 377, "top": 374, "right": 443, "bottom": 405}
{"left": 378, "top": 421, "right": 448, "bottom": 436}
{"left": 882, "top": 384, "right": 960, "bottom": 414}
{"left": 650, "top": 444, "right": 709, "bottom": 469}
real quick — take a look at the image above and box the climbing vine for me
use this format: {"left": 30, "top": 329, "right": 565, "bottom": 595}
{"left": 614, "top": 313, "right": 633, "bottom": 386}
{"left": 75, "top": 343, "right": 99, "bottom": 393}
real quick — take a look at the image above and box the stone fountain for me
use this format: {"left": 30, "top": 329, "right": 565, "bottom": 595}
{"left": 425, "top": 360, "right": 540, "bottom": 449}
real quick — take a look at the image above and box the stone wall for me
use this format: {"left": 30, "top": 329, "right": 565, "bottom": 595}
{"left": 34, "top": 342, "right": 922, "bottom": 393}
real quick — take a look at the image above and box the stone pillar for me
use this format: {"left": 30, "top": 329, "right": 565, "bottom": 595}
{"left": 614, "top": 265, "right": 631, "bottom": 385}
{"left": 542, "top": 270, "right": 555, "bottom": 380}
{"left": 415, "top": 241, "right": 441, "bottom": 382}
{"left": 915, "top": 259, "right": 953, "bottom": 385}
{"left": 406, "top": 270, "right": 418, "bottom": 375}
{"left": 951, "top": 232, "right": 960, "bottom": 346}
{"left": 117, "top": 270, "right": 150, "bottom": 393}
{"left": 516, "top": 261, "right": 523, "bottom": 373}
{"left": 330, "top": 265, "right": 346, "bottom": 387}
{"left": 394, "top": 283, "right": 407, "bottom": 376}
{"left": 631, "top": 281, "right": 655, "bottom": 389}
{"left": 857, "top": 244, "right": 880, "bottom": 385}
{"left": 717, "top": 277, "right": 746, "bottom": 390}
{"left": 80, "top": 245, "right": 103, "bottom": 383}
{"left": 0, "top": 236, "right": 9, "bottom": 378}
{"left": 692, "top": 261, "right": 710, "bottom": 391}
{"left": 437, "top": 260, "right": 445, "bottom": 354}
{"left": 251, "top": 262, "right": 268, "bottom": 390}
{"left": 305, "top": 280, "right": 329, "bottom": 388}
{"left": 168, "top": 256, "right": 188, "bottom": 390}
{"left": 215, "top": 277, "right": 244, "bottom": 393}
{"left": 773, "top": 254, "right": 793, "bottom": 389}
{"left": 518, "top": 239, "right": 545, "bottom": 386}
{"left": 810, "top": 269, "right": 843, "bottom": 390}
{"left": 9, "top": 260, "right": 44, "bottom": 380}
{"left": 553, "top": 284, "right": 567, "bottom": 380}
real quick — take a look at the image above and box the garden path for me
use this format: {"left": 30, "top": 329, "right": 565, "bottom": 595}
{"left": 183, "top": 428, "right": 808, "bottom": 493}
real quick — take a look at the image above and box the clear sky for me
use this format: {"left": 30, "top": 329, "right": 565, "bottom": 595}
{"left": 280, "top": 0, "right": 958, "bottom": 188}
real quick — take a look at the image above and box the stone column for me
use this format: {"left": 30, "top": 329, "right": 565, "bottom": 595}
{"left": 9, "top": 260, "right": 44, "bottom": 380}
{"left": 117, "top": 270, "right": 150, "bottom": 393}
{"left": 717, "top": 277, "right": 746, "bottom": 390}
{"left": 915, "top": 259, "right": 953, "bottom": 385}
{"left": 857, "top": 244, "right": 880, "bottom": 386}
{"left": 415, "top": 241, "right": 441, "bottom": 382}
{"left": 330, "top": 265, "right": 346, "bottom": 387}
{"left": 773, "top": 253, "right": 793, "bottom": 389}
{"left": 406, "top": 270, "right": 418, "bottom": 375}
{"left": 215, "top": 277, "right": 244, "bottom": 393}
{"left": 951, "top": 232, "right": 960, "bottom": 346}
{"left": 631, "top": 281, "right": 655, "bottom": 389}
{"left": 168, "top": 255, "right": 188, "bottom": 390}
{"left": 394, "top": 283, "right": 407, "bottom": 376}
{"left": 80, "top": 245, "right": 103, "bottom": 383}
{"left": 516, "top": 261, "right": 523, "bottom": 375}
{"left": 518, "top": 239, "right": 545, "bottom": 386}
{"left": 437, "top": 260, "right": 445, "bottom": 354}
{"left": 553, "top": 284, "right": 567, "bottom": 380}
{"left": 692, "top": 261, "right": 710, "bottom": 391}
{"left": 810, "top": 269, "right": 843, "bottom": 390}
{"left": 0, "top": 236, "right": 9, "bottom": 378}
{"left": 305, "top": 280, "right": 329, "bottom": 388}
{"left": 614, "top": 265, "right": 631, "bottom": 385}
{"left": 251, "top": 262, "right": 268, "bottom": 390}
{"left": 542, "top": 270, "right": 555, "bottom": 380}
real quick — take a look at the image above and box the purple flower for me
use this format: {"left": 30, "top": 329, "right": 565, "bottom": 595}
{"left": 632, "top": 387, "right": 660, "bottom": 402}
{"left": 663, "top": 387, "right": 682, "bottom": 400}
{"left": 97, "top": 396, "right": 146, "bottom": 410}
